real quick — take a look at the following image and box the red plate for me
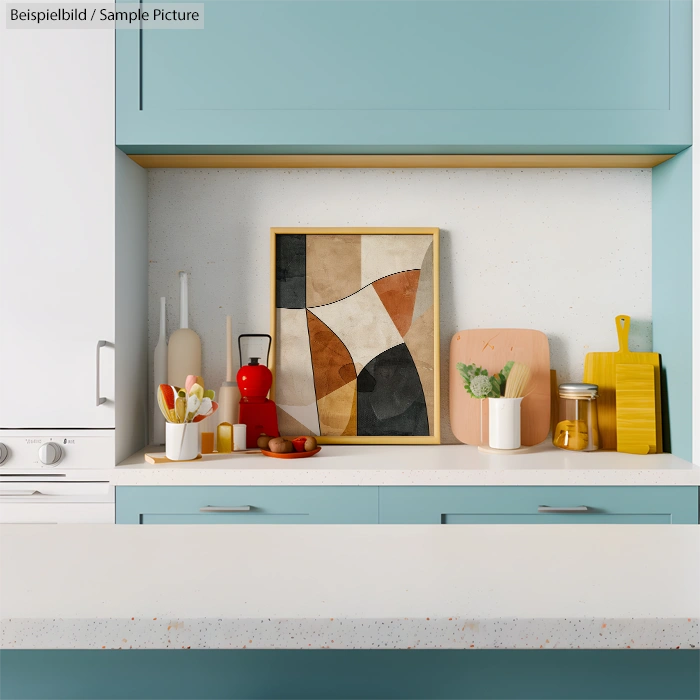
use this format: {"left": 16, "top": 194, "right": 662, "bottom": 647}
{"left": 260, "top": 446, "right": 322, "bottom": 459}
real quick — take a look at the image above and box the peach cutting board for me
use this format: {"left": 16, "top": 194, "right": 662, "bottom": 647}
{"left": 449, "top": 329, "right": 551, "bottom": 446}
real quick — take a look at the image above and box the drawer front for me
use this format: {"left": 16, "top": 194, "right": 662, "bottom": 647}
{"left": 379, "top": 486, "right": 699, "bottom": 524}
{"left": 116, "top": 486, "right": 378, "bottom": 524}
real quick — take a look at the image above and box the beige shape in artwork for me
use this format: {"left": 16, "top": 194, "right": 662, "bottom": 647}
{"left": 275, "top": 308, "right": 317, "bottom": 408}
{"left": 306, "top": 235, "right": 362, "bottom": 307}
{"left": 277, "top": 406, "right": 319, "bottom": 437}
{"left": 309, "top": 284, "right": 404, "bottom": 370}
{"left": 277, "top": 403, "right": 320, "bottom": 436}
{"left": 412, "top": 242, "right": 434, "bottom": 324}
{"left": 317, "top": 379, "right": 357, "bottom": 436}
{"left": 403, "top": 306, "right": 435, "bottom": 436}
{"left": 360, "top": 234, "right": 433, "bottom": 287}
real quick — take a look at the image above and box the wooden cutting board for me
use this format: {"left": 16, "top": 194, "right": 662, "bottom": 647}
{"left": 144, "top": 450, "right": 261, "bottom": 464}
{"left": 583, "top": 315, "right": 661, "bottom": 452}
{"left": 449, "top": 329, "right": 550, "bottom": 446}
{"left": 615, "top": 363, "right": 657, "bottom": 455}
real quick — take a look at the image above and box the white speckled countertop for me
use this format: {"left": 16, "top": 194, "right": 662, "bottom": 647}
{"left": 2, "top": 524, "right": 698, "bottom": 650}
{"left": 114, "top": 443, "right": 700, "bottom": 486}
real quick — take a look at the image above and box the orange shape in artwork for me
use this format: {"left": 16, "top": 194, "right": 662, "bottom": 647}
{"left": 372, "top": 270, "right": 421, "bottom": 337}
{"left": 307, "top": 310, "right": 357, "bottom": 400}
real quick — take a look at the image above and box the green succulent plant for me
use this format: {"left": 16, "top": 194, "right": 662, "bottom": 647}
{"left": 457, "top": 360, "right": 515, "bottom": 399}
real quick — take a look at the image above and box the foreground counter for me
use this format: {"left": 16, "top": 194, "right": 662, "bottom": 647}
{"left": 2, "top": 524, "right": 699, "bottom": 700}
{"left": 2, "top": 524, "right": 698, "bottom": 651}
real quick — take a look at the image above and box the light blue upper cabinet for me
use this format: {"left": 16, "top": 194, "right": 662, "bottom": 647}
{"left": 116, "top": 0, "right": 690, "bottom": 153}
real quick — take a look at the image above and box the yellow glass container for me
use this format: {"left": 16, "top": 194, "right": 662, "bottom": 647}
{"left": 216, "top": 422, "right": 233, "bottom": 453}
{"left": 553, "top": 383, "right": 600, "bottom": 452}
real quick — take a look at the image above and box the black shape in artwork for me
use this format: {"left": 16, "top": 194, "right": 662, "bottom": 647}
{"left": 357, "top": 343, "right": 429, "bottom": 436}
{"left": 276, "top": 234, "right": 306, "bottom": 309}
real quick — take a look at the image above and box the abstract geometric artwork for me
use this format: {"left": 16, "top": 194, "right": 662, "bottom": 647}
{"left": 271, "top": 228, "right": 440, "bottom": 444}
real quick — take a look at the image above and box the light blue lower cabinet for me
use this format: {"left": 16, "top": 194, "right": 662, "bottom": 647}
{"left": 379, "top": 486, "right": 699, "bottom": 524}
{"left": 116, "top": 485, "right": 698, "bottom": 525}
{"left": 115, "top": 486, "right": 379, "bottom": 524}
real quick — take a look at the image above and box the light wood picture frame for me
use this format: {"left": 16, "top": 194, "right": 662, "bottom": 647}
{"left": 270, "top": 227, "right": 440, "bottom": 445}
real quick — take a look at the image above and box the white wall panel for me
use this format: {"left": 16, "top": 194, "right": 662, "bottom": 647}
{"left": 148, "top": 168, "right": 651, "bottom": 442}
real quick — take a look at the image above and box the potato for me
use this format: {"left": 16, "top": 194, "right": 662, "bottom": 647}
{"left": 266, "top": 437, "right": 285, "bottom": 452}
{"left": 268, "top": 437, "right": 294, "bottom": 454}
{"left": 304, "top": 436, "right": 317, "bottom": 451}
{"left": 257, "top": 433, "right": 272, "bottom": 450}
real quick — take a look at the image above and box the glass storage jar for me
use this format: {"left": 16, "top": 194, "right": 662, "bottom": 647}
{"left": 552, "top": 383, "right": 600, "bottom": 452}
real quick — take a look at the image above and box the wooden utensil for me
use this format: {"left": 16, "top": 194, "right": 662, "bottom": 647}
{"left": 583, "top": 315, "right": 661, "bottom": 451}
{"left": 449, "top": 329, "right": 550, "bottom": 446}
{"left": 616, "top": 363, "right": 657, "bottom": 455}
{"left": 168, "top": 271, "right": 202, "bottom": 388}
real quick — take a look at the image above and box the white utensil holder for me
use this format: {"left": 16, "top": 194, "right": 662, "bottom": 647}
{"left": 166, "top": 422, "right": 200, "bottom": 461}
{"left": 488, "top": 397, "right": 523, "bottom": 450}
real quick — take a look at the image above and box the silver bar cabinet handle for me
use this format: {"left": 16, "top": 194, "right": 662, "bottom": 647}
{"left": 199, "top": 506, "right": 252, "bottom": 513}
{"left": 96, "top": 340, "right": 107, "bottom": 406}
{"left": 538, "top": 505, "right": 589, "bottom": 513}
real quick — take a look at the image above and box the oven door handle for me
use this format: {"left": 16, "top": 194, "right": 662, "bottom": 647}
{"left": 0, "top": 490, "right": 40, "bottom": 496}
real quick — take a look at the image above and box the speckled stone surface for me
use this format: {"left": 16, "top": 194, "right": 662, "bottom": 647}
{"left": 114, "top": 444, "right": 700, "bottom": 486}
{"left": 2, "top": 616, "right": 698, "bottom": 651}
{"left": 3, "top": 525, "right": 699, "bottom": 651}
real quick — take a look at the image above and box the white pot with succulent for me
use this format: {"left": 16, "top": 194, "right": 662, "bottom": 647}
{"left": 456, "top": 361, "right": 531, "bottom": 451}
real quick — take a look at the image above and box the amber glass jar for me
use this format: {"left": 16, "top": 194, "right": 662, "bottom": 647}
{"left": 552, "top": 383, "right": 600, "bottom": 452}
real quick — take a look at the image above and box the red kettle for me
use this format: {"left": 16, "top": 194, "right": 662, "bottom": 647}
{"left": 236, "top": 334, "right": 273, "bottom": 404}
{"left": 237, "top": 357, "right": 272, "bottom": 404}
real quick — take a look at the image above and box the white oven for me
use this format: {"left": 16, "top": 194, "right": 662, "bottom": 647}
{"left": 0, "top": 430, "right": 115, "bottom": 524}
{"left": 0, "top": 481, "right": 113, "bottom": 524}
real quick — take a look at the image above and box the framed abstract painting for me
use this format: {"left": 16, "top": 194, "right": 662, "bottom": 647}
{"left": 270, "top": 227, "right": 440, "bottom": 444}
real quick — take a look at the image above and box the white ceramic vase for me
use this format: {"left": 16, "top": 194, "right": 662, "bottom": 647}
{"left": 488, "top": 397, "right": 523, "bottom": 450}
{"left": 165, "top": 422, "right": 200, "bottom": 461}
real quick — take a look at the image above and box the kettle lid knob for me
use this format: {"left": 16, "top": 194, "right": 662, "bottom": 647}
{"left": 248, "top": 357, "right": 260, "bottom": 366}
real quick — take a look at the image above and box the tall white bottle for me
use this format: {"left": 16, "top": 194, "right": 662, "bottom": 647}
{"left": 168, "top": 272, "right": 202, "bottom": 388}
{"left": 152, "top": 297, "right": 168, "bottom": 445}
{"left": 217, "top": 315, "right": 240, "bottom": 426}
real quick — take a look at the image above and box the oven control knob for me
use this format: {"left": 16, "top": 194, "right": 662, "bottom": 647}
{"left": 0, "top": 443, "right": 7, "bottom": 465}
{"left": 38, "top": 442, "right": 62, "bottom": 466}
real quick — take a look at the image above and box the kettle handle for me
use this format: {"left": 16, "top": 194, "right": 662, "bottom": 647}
{"left": 238, "top": 334, "right": 272, "bottom": 367}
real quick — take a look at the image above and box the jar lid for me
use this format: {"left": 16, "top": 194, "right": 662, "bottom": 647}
{"left": 559, "top": 382, "right": 598, "bottom": 399}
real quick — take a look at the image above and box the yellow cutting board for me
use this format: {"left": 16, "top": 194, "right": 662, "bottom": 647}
{"left": 615, "top": 364, "right": 657, "bottom": 455}
{"left": 583, "top": 315, "right": 661, "bottom": 451}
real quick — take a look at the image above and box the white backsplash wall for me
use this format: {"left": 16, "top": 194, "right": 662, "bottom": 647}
{"left": 148, "top": 168, "right": 652, "bottom": 443}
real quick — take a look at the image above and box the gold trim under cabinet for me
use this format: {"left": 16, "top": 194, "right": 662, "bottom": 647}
{"left": 127, "top": 154, "right": 675, "bottom": 169}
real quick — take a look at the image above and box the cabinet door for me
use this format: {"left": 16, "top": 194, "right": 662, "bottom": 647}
{"left": 379, "top": 486, "right": 699, "bottom": 524}
{"left": 0, "top": 4, "right": 115, "bottom": 428}
{"left": 117, "top": 0, "right": 690, "bottom": 152}
{"left": 116, "top": 486, "right": 379, "bottom": 524}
